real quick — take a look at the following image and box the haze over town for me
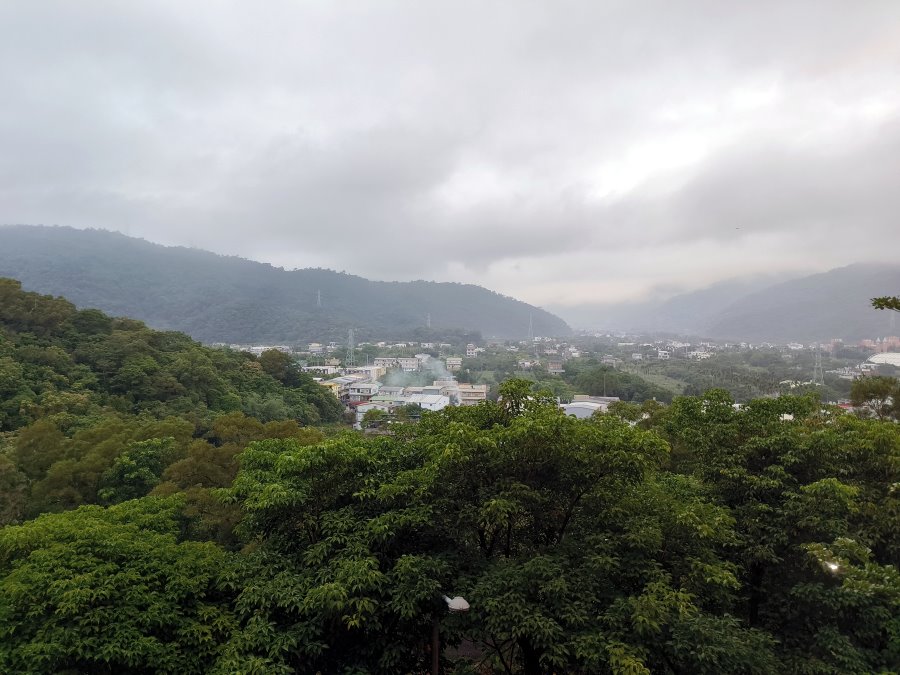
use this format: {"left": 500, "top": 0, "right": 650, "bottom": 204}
{"left": 3, "top": 0, "right": 900, "bottom": 322}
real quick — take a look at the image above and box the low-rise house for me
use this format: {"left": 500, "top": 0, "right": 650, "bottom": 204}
{"left": 303, "top": 364, "right": 341, "bottom": 375}
{"left": 457, "top": 383, "right": 488, "bottom": 406}
{"left": 347, "top": 381, "right": 380, "bottom": 403}
{"left": 374, "top": 357, "right": 398, "bottom": 368}
{"left": 346, "top": 365, "right": 387, "bottom": 381}
{"left": 397, "top": 357, "right": 421, "bottom": 372}
{"left": 324, "top": 374, "right": 371, "bottom": 402}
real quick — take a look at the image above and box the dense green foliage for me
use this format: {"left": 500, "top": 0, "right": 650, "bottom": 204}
{"left": 0, "top": 497, "right": 235, "bottom": 674}
{"left": 573, "top": 365, "right": 673, "bottom": 402}
{"left": 0, "top": 279, "right": 337, "bottom": 530}
{"left": 850, "top": 375, "right": 900, "bottom": 420}
{"left": 872, "top": 295, "right": 900, "bottom": 312}
{"left": 0, "top": 277, "right": 342, "bottom": 432}
{"left": 0, "top": 226, "right": 570, "bottom": 341}
{"left": 2, "top": 347, "right": 899, "bottom": 673}
{"left": 662, "top": 391, "right": 900, "bottom": 672}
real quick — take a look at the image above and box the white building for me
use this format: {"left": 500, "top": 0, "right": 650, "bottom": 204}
{"left": 446, "top": 357, "right": 463, "bottom": 371}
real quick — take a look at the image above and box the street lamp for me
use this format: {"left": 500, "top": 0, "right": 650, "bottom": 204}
{"left": 432, "top": 594, "right": 470, "bottom": 675}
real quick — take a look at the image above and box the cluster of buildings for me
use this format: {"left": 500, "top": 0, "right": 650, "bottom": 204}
{"left": 334, "top": 377, "right": 488, "bottom": 427}
{"left": 608, "top": 339, "right": 716, "bottom": 363}
{"left": 306, "top": 352, "right": 489, "bottom": 428}
{"left": 857, "top": 336, "right": 900, "bottom": 353}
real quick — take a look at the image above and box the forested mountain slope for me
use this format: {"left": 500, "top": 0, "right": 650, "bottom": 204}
{"left": 704, "top": 263, "right": 900, "bottom": 341}
{"left": 0, "top": 277, "right": 339, "bottom": 528}
{"left": 0, "top": 225, "right": 570, "bottom": 342}
{"left": 0, "top": 278, "right": 342, "bottom": 432}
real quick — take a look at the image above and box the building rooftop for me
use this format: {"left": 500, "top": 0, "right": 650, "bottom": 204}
{"left": 868, "top": 352, "right": 900, "bottom": 367}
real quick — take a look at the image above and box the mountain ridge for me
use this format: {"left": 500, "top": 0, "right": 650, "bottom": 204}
{"left": 557, "top": 264, "right": 899, "bottom": 342}
{"left": 0, "top": 225, "right": 571, "bottom": 343}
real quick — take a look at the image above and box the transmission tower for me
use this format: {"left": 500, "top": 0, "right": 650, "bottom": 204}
{"left": 812, "top": 345, "right": 824, "bottom": 386}
{"left": 346, "top": 329, "right": 356, "bottom": 368}
{"left": 426, "top": 313, "right": 432, "bottom": 329}
{"left": 316, "top": 290, "right": 322, "bottom": 308}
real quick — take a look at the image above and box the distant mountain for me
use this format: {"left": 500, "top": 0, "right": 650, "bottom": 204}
{"left": 0, "top": 226, "right": 570, "bottom": 343}
{"left": 705, "top": 263, "right": 900, "bottom": 342}
{"left": 558, "top": 264, "right": 899, "bottom": 342}
{"left": 557, "top": 274, "right": 792, "bottom": 334}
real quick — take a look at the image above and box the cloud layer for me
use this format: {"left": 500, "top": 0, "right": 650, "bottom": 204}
{"left": 2, "top": 1, "right": 899, "bottom": 324}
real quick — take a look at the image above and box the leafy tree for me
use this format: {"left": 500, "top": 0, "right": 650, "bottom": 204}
{"left": 98, "top": 437, "right": 182, "bottom": 504}
{"left": 12, "top": 418, "right": 67, "bottom": 481}
{"left": 0, "top": 279, "right": 342, "bottom": 432}
{"left": 258, "top": 348, "right": 294, "bottom": 383}
{"left": 222, "top": 384, "right": 778, "bottom": 673}
{"left": 574, "top": 366, "right": 674, "bottom": 403}
{"left": 361, "top": 407, "right": 387, "bottom": 427}
{"left": 872, "top": 296, "right": 900, "bottom": 312}
{"left": 0, "top": 497, "right": 235, "bottom": 674}
{"left": 850, "top": 375, "right": 899, "bottom": 420}
{"left": 663, "top": 391, "right": 900, "bottom": 672}
{"left": 0, "top": 455, "right": 27, "bottom": 526}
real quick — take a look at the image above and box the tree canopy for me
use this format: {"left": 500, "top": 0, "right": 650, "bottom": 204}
{"left": 1, "top": 373, "right": 898, "bottom": 673}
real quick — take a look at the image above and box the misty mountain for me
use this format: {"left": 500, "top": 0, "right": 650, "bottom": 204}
{"left": 0, "top": 226, "right": 570, "bottom": 343}
{"left": 559, "top": 265, "right": 899, "bottom": 342}
{"left": 557, "top": 275, "right": 793, "bottom": 334}
{"left": 704, "top": 263, "right": 899, "bottom": 342}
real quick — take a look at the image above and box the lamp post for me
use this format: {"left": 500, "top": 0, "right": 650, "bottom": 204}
{"left": 432, "top": 594, "right": 469, "bottom": 675}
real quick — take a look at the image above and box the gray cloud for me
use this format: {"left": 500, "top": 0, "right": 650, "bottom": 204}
{"left": 2, "top": 1, "right": 899, "bottom": 314}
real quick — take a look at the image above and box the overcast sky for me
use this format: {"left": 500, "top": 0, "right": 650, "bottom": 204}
{"left": 2, "top": 1, "right": 899, "bottom": 321}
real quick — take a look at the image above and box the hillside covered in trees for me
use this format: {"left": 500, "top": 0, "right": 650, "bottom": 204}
{"left": 0, "top": 278, "right": 341, "bottom": 524}
{"left": 0, "top": 226, "right": 571, "bottom": 342}
{"left": 1, "top": 283, "right": 898, "bottom": 673}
